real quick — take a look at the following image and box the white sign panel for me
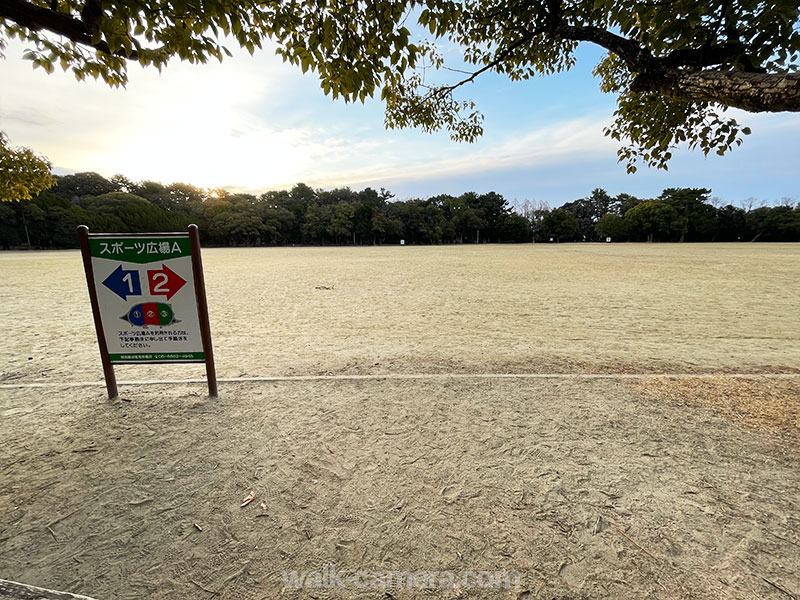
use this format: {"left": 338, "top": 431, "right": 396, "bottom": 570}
{"left": 88, "top": 234, "right": 204, "bottom": 363}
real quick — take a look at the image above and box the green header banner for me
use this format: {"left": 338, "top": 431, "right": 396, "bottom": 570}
{"left": 89, "top": 235, "right": 191, "bottom": 263}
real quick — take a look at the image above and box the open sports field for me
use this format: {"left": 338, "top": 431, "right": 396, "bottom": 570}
{"left": 1, "top": 243, "right": 799, "bottom": 599}
{"left": 1, "top": 243, "right": 799, "bottom": 382}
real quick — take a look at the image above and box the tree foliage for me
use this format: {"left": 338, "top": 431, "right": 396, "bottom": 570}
{"left": 0, "top": 131, "right": 55, "bottom": 202}
{"left": 624, "top": 200, "right": 684, "bottom": 242}
{"left": 595, "top": 213, "right": 627, "bottom": 241}
{"left": 541, "top": 208, "right": 580, "bottom": 242}
{"left": 3, "top": 0, "right": 799, "bottom": 171}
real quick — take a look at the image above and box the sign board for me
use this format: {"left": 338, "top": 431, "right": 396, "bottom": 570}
{"left": 88, "top": 233, "right": 203, "bottom": 363}
{"left": 79, "top": 226, "right": 216, "bottom": 398}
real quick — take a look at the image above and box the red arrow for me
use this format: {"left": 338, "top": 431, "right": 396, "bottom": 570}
{"left": 147, "top": 264, "right": 187, "bottom": 300}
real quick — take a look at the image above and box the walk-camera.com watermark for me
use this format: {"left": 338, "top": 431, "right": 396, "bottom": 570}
{"left": 281, "top": 564, "right": 521, "bottom": 590}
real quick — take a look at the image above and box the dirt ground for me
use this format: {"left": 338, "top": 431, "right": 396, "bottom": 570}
{"left": 1, "top": 244, "right": 799, "bottom": 384}
{"left": 1, "top": 377, "right": 799, "bottom": 599}
{"left": 1, "top": 244, "right": 799, "bottom": 599}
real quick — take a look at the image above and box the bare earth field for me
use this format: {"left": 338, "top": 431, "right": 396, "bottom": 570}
{"left": 1, "top": 244, "right": 799, "bottom": 382}
{"left": 1, "top": 244, "right": 799, "bottom": 599}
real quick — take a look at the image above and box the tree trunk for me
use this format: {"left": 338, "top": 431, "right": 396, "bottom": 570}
{"left": 634, "top": 70, "right": 800, "bottom": 112}
{"left": 22, "top": 211, "right": 31, "bottom": 248}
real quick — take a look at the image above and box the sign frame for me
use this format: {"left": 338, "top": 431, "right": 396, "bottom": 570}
{"left": 78, "top": 224, "right": 217, "bottom": 398}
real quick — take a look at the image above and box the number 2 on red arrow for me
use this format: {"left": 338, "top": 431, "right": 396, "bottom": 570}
{"left": 146, "top": 264, "right": 187, "bottom": 300}
{"left": 150, "top": 272, "right": 168, "bottom": 294}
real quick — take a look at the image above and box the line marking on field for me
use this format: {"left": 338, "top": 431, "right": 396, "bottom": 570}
{"left": 1, "top": 372, "right": 798, "bottom": 389}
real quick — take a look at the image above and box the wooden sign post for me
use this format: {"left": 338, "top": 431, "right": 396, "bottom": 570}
{"left": 78, "top": 224, "right": 217, "bottom": 398}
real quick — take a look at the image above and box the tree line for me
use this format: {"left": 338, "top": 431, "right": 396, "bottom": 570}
{"left": 1, "top": 172, "right": 798, "bottom": 249}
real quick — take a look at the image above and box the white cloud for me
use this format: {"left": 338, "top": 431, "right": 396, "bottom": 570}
{"left": 278, "top": 114, "right": 617, "bottom": 191}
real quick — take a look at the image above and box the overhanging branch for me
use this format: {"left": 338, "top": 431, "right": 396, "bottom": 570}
{"left": 0, "top": 0, "right": 138, "bottom": 59}
{"left": 634, "top": 69, "right": 800, "bottom": 111}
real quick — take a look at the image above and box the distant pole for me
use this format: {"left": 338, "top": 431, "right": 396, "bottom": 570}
{"left": 188, "top": 224, "right": 218, "bottom": 398}
{"left": 77, "top": 226, "right": 118, "bottom": 399}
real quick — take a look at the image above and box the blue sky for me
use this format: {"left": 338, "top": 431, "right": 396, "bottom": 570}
{"left": 0, "top": 36, "right": 797, "bottom": 207}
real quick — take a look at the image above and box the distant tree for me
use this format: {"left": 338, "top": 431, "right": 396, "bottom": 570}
{"left": 194, "top": 195, "right": 233, "bottom": 234}
{"left": 659, "top": 188, "right": 716, "bottom": 241}
{"left": 255, "top": 203, "right": 295, "bottom": 245}
{"left": 371, "top": 210, "right": 404, "bottom": 244}
{"left": 561, "top": 188, "right": 614, "bottom": 241}
{"left": 715, "top": 205, "right": 748, "bottom": 241}
{"left": 499, "top": 213, "right": 533, "bottom": 242}
{"left": 208, "top": 211, "right": 262, "bottom": 245}
{"left": 290, "top": 183, "right": 318, "bottom": 205}
{"left": 352, "top": 202, "right": 376, "bottom": 244}
{"left": 442, "top": 194, "right": 484, "bottom": 243}
{"left": 53, "top": 172, "right": 117, "bottom": 201}
{"left": 521, "top": 200, "right": 551, "bottom": 241}
{"left": 131, "top": 181, "right": 170, "bottom": 209}
{"left": 327, "top": 203, "right": 355, "bottom": 244}
{"left": 27, "top": 191, "right": 88, "bottom": 247}
{"left": 318, "top": 187, "right": 357, "bottom": 206}
{"left": 473, "top": 192, "right": 510, "bottom": 243}
{"left": 541, "top": 209, "right": 580, "bottom": 242}
{"left": 746, "top": 205, "right": 800, "bottom": 241}
{"left": 261, "top": 185, "right": 311, "bottom": 243}
{"left": 81, "top": 191, "right": 188, "bottom": 232}
{"left": 303, "top": 203, "right": 333, "bottom": 244}
{"left": 624, "top": 200, "right": 683, "bottom": 242}
{"left": 423, "top": 200, "right": 448, "bottom": 243}
{"left": 0, "top": 202, "right": 22, "bottom": 248}
{"left": 165, "top": 183, "right": 207, "bottom": 212}
{"left": 110, "top": 174, "right": 134, "bottom": 193}
{"left": 615, "top": 193, "right": 642, "bottom": 216}
{"left": 0, "top": 132, "right": 55, "bottom": 202}
{"left": 595, "top": 213, "right": 628, "bottom": 241}
{"left": 18, "top": 201, "right": 45, "bottom": 247}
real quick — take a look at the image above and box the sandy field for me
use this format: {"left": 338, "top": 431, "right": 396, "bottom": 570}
{"left": 1, "top": 244, "right": 799, "bottom": 383}
{"left": 2, "top": 377, "right": 799, "bottom": 599}
{"left": 1, "top": 244, "right": 799, "bottom": 599}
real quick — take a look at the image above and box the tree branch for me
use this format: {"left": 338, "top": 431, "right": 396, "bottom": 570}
{"left": 661, "top": 42, "right": 745, "bottom": 68}
{"left": 436, "top": 26, "right": 547, "bottom": 97}
{"left": 634, "top": 69, "right": 800, "bottom": 111}
{"left": 554, "top": 23, "right": 654, "bottom": 70}
{"left": 0, "top": 0, "right": 138, "bottom": 59}
{"left": 442, "top": 11, "right": 800, "bottom": 114}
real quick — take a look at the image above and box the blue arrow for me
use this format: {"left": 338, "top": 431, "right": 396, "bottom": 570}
{"left": 102, "top": 265, "right": 142, "bottom": 300}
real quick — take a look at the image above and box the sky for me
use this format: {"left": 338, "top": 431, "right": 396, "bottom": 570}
{"left": 1, "top": 35, "right": 798, "bottom": 207}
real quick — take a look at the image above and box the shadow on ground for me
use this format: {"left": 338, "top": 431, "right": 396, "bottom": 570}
{"left": 1, "top": 378, "right": 799, "bottom": 599}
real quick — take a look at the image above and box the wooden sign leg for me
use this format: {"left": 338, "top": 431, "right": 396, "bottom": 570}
{"left": 188, "top": 224, "right": 218, "bottom": 398}
{"left": 77, "top": 225, "right": 118, "bottom": 399}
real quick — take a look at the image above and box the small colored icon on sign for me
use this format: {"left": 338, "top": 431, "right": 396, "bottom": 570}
{"left": 147, "top": 264, "right": 187, "bottom": 300}
{"left": 102, "top": 265, "right": 142, "bottom": 300}
{"left": 123, "top": 303, "right": 177, "bottom": 326}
